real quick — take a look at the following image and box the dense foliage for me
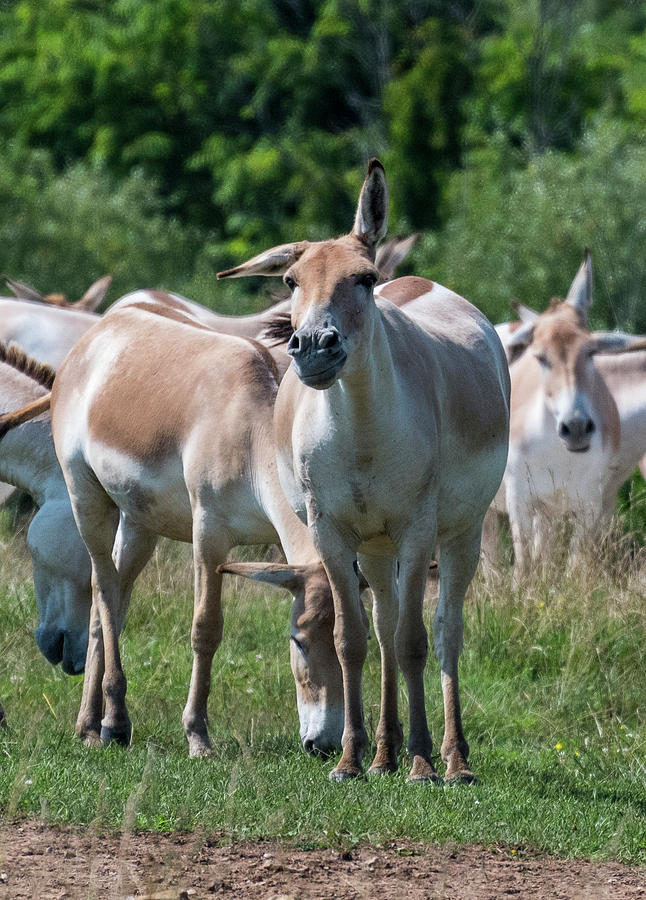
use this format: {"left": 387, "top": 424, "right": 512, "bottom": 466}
{"left": 1, "top": 0, "right": 645, "bottom": 321}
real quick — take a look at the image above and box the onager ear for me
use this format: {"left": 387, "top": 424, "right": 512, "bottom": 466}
{"left": 512, "top": 300, "right": 540, "bottom": 325}
{"left": 374, "top": 233, "right": 419, "bottom": 283}
{"left": 352, "top": 158, "right": 389, "bottom": 253}
{"left": 506, "top": 319, "right": 536, "bottom": 352}
{"left": 216, "top": 561, "right": 305, "bottom": 592}
{"left": 4, "top": 277, "right": 46, "bottom": 303}
{"left": 76, "top": 275, "right": 112, "bottom": 311}
{"left": 588, "top": 333, "right": 646, "bottom": 355}
{"left": 565, "top": 249, "right": 593, "bottom": 325}
{"left": 217, "top": 242, "right": 309, "bottom": 279}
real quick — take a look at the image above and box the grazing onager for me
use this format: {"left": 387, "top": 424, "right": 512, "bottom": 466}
{"left": 217, "top": 160, "right": 510, "bottom": 782}
{"left": 490, "top": 252, "right": 646, "bottom": 574}
{"left": 0, "top": 344, "right": 91, "bottom": 676}
{"left": 50, "top": 303, "right": 352, "bottom": 755}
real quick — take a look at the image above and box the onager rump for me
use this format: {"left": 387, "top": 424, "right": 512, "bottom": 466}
{"left": 218, "top": 160, "right": 510, "bottom": 782}
{"left": 51, "top": 304, "right": 345, "bottom": 755}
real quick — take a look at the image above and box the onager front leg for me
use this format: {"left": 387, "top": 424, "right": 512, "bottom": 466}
{"left": 357, "top": 553, "right": 402, "bottom": 775}
{"left": 181, "top": 519, "right": 226, "bottom": 757}
{"left": 316, "top": 523, "right": 368, "bottom": 781}
{"left": 396, "top": 537, "right": 438, "bottom": 784}
{"left": 434, "top": 522, "right": 482, "bottom": 783}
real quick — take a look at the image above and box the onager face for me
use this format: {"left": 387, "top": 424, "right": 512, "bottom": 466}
{"left": 529, "top": 303, "right": 599, "bottom": 453}
{"left": 283, "top": 237, "right": 380, "bottom": 389}
{"left": 217, "top": 160, "right": 389, "bottom": 390}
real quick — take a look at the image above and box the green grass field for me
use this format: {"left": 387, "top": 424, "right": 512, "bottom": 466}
{"left": 1, "top": 513, "right": 645, "bottom": 864}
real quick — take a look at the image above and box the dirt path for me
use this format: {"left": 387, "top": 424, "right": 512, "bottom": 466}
{"left": 0, "top": 822, "right": 644, "bottom": 899}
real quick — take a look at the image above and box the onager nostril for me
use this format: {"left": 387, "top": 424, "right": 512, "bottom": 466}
{"left": 318, "top": 328, "right": 340, "bottom": 350}
{"left": 287, "top": 332, "right": 301, "bottom": 355}
{"left": 585, "top": 420, "right": 595, "bottom": 435}
{"left": 559, "top": 422, "right": 571, "bottom": 438}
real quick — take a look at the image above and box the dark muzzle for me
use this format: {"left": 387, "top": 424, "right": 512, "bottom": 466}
{"left": 287, "top": 326, "right": 346, "bottom": 388}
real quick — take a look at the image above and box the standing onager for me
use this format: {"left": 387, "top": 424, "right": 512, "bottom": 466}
{"left": 488, "top": 252, "right": 646, "bottom": 575}
{"left": 0, "top": 344, "right": 91, "bottom": 678}
{"left": 217, "top": 160, "right": 510, "bottom": 782}
{"left": 50, "top": 303, "right": 353, "bottom": 755}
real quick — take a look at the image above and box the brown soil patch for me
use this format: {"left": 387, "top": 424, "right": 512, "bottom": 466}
{"left": 0, "top": 821, "right": 644, "bottom": 899}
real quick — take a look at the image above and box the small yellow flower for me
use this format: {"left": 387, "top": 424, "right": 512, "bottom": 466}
{"left": 511, "top": 849, "right": 516, "bottom": 855}
{"left": 555, "top": 743, "right": 563, "bottom": 751}
{"left": 537, "top": 601, "right": 545, "bottom": 609}
{"left": 575, "top": 750, "right": 580, "bottom": 756}
{"left": 557, "top": 596, "right": 565, "bottom": 605}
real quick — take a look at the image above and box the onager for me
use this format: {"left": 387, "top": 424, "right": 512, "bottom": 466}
{"left": 490, "top": 252, "right": 646, "bottom": 574}
{"left": 50, "top": 303, "right": 351, "bottom": 755}
{"left": 0, "top": 344, "right": 91, "bottom": 676}
{"left": 217, "top": 160, "right": 510, "bottom": 782}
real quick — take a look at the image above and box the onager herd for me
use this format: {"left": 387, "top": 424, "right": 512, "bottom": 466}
{"left": 1, "top": 161, "right": 645, "bottom": 782}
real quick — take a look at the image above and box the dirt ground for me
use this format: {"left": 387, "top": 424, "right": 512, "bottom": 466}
{"left": 0, "top": 821, "right": 644, "bottom": 899}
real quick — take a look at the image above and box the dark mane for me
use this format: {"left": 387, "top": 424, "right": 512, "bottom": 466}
{"left": 261, "top": 312, "right": 294, "bottom": 347}
{"left": 0, "top": 342, "right": 56, "bottom": 390}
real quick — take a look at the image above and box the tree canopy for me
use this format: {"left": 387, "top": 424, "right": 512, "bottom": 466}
{"left": 1, "top": 0, "right": 645, "bottom": 324}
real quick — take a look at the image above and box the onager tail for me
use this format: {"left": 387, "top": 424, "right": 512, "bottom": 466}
{"left": 0, "top": 341, "right": 56, "bottom": 439}
{"left": 0, "top": 342, "right": 56, "bottom": 390}
{"left": 0, "top": 394, "right": 52, "bottom": 440}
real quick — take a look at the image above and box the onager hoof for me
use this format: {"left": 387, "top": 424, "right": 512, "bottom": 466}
{"left": 82, "top": 730, "right": 103, "bottom": 749}
{"left": 406, "top": 755, "right": 441, "bottom": 785}
{"left": 367, "top": 763, "right": 398, "bottom": 777}
{"left": 445, "top": 768, "right": 477, "bottom": 785}
{"left": 329, "top": 764, "right": 364, "bottom": 782}
{"left": 368, "top": 744, "right": 399, "bottom": 776}
{"left": 188, "top": 737, "right": 213, "bottom": 759}
{"left": 100, "top": 723, "right": 132, "bottom": 747}
{"left": 444, "top": 750, "right": 476, "bottom": 784}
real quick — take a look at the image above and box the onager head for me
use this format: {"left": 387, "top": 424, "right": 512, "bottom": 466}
{"left": 506, "top": 251, "right": 646, "bottom": 453}
{"left": 218, "top": 159, "right": 389, "bottom": 388}
{"left": 29, "top": 500, "right": 92, "bottom": 675}
{"left": 217, "top": 560, "right": 349, "bottom": 754}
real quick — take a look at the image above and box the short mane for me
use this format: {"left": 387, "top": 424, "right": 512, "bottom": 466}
{"left": 0, "top": 342, "right": 56, "bottom": 390}
{"left": 262, "top": 311, "right": 294, "bottom": 346}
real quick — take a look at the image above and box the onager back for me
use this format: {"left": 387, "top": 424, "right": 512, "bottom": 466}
{"left": 218, "top": 160, "right": 510, "bottom": 782}
{"left": 51, "top": 304, "right": 347, "bottom": 755}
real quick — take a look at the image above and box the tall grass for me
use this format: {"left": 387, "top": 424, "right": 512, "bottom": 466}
{"left": 1, "top": 516, "right": 645, "bottom": 862}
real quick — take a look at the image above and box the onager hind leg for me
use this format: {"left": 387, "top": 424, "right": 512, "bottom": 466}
{"left": 357, "top": 553, "right": 402, "bottom": 775}
{"left": 76, "top": 514, "right": 157, "bottom": 746}
{"left": 182, "top": 513, "right": 227, "bottom": 757}
{"left": 434, "top": 521, "right": 482, "bottom": 783}
{"left": 68, "top": 480, "right": 131, "bottom": 746}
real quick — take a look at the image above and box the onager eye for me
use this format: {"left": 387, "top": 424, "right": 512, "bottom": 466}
{"left": 284, "top": 275, "right": 297, "bottom": 292}
{"left": 535, "top": 354, "right": 552, "bottom": 370}
{"left": 356, "top": 273, "right": 377, "bottom": 290}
